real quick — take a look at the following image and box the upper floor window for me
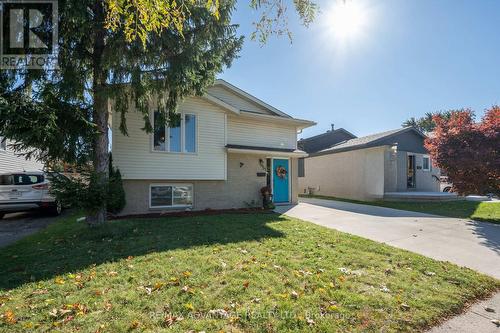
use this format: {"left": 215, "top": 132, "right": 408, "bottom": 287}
{"left": 0, "top": 137, "right": 6, "bottom": 151}
{"left": 153, "top": 112, "right": 197, "bottom": 153}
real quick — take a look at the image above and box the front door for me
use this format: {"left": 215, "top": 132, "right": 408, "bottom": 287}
{"left": 272, "top": 159, "right": 289, "bottom": 203}
{"left": 407, "top": 154, "right": 416, "bottom": 189}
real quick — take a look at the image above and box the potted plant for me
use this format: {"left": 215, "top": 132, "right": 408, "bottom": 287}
{"left": 260, "top": 186, "right": 274, "bottom": 209}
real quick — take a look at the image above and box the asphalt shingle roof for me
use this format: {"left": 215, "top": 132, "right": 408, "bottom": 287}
{"left": 315, "top": 127, "right": 424, "bottom": 155}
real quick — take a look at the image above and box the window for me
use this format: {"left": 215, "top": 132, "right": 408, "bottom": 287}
{"left": 422, "top": 155, "right": 431, "bottom": 171}
{"left": 298, "top": 158, "right": 305, "bottom": 177}
{"left": 0, "top": 174, "right": 44, "bottom": 185}
{"left": 150, "top": 184, "right": 193, "bottom": 208}
{"left": 184, "top": 114, "right": 196, "bottom": 153}
{"left": 153, "top": 112, "right": 196, "bottom": 153}
{"left": 0, "top": 137, "right": 6, "bottom": 151}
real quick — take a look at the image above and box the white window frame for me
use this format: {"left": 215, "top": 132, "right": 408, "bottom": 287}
{"left": 422, "top": 155, "right": 431, "bottom": 171}
{"left": 0, "top": 137, "right": 6, "bottom": 152}
{"left": 149, "top": 183, "right": 194, "bottom": 209}
{"left": 151, "top": 112, "right": 198, "bottom": 154}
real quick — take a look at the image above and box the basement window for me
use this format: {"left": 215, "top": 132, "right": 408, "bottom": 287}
{"left": 150, "top": 184, "right": 193, "bottom": 208}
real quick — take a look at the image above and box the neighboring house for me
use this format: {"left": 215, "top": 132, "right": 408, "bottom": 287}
{"left": 111, "top": 80, "right": 315, "bottom": 215}
{"left": 299, "top": 127, "right": 441, "bottom": 201}
{"left": 297, "top": 125, "right": 357, "bottom": 177}
{"left": 0, "top": 137, "right": 44, "bottom": 174}
{"left": 297, "top": 125, "right": 357, "bottom": 153}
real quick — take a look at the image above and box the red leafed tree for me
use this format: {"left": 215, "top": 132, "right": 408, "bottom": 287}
{"left": 424, "top": 106, "right": 500, "bottom": 196}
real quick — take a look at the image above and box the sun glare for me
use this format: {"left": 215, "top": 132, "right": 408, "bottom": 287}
{"left": 327, "top": 1, "right": 369, "bottom": 41}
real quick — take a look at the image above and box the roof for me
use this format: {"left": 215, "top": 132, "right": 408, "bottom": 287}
{"left": 226, "top": 144, "right": 308, "bottom": 157}
{"left": 298, "top": 128, "right": 357, "bottom": 153}
{"left": 312, "top": 127, "right": 427, "bottom": 156}
{"left": 226, "top": 144, "right": 301, "bottom": 153}
{"left": 214, "top": 79, "right": 292, "bottom": 118}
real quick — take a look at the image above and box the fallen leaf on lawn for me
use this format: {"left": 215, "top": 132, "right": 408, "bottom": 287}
{"left": 208, "top": 309, "right": 229, "bottom": 318}
{"left": 380, "top": 285, "right": 391, "bottom": 293}
{"left": 306, "top": 317, "right": 315, "bottom": 326}
{"left": 181, "top": 285, "right": 190, "bottom": 293}
{"left": 424, "top": 271, "right": 436, "bottom": 276}
{"left": 54, "top": 277, "right": 65, "bottom": 285}
{"left": 126, "top": 255, "right": 134, "bottom": 260}
{"left": 251, "top": 297, "right": 261, "bottom": 303}
{"left": 107, "top": 271, "right": 118, "bottom": 277}
{"left": 67, "top": 273, "right": 76, "bottom": 279}
{"left": 153, "top": 282, "right": 165, "bottom": 291}
{"left": 275, "top": 293, "right": 288, "bottom": 299}
{"left": 49, "top": 308, "right": 58, "bottom": 317}
{"left": 273, "top": 265, "right": 282, "bottom": 270}
{"left": 183, "top": 271, "right": 192, "bottom": 278}
{"left": 164, "top": 314, "right": 183, "bottom": 327}
{"left": 243, "top": 281, "right": 249, "bottom": 289}
{"left": 291, "top": 290, "right": 299, "bottom": 299}
{"left": 240, "top": 249, "right": 248, "bottom": 254}
{"left": 31, "top": 289, "right": 48, "bottom": 295}
{"left": 184, "top": 303, "right": 194, "bottom": 311}
{"left": 400, "top": 303, "right": 410, "bottom": 311}
{"left": 220, "top": 261, "right": 227, "bottom": 268}
{"left": 129, "top": 320, "right": 140, "bottom": 329}
{"left": 2, "top": 310, "right": 17, "bottom": 324}
{"left": 298, "top": 269, "right": 313, "bottom": 276}
{"left": 229, "top": 316, "right": 239, "bottom": 324}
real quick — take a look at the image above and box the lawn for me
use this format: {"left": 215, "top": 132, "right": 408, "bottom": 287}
{"left": 300, "top": 194, "right": 500, "bottom": 224}
{"left": 0, "top": 213, "right": 498, "bottom": 332}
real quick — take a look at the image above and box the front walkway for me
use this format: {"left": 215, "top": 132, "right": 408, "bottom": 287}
{"left": 275, "top": 197, "right": 500, "bottom": 332}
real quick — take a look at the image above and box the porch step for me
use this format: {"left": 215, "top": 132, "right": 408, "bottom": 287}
{"left": 383, "top": 192, "right": 459, "bottom": 202}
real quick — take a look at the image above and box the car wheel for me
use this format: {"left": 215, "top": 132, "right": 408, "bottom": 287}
{"left": 443, "top": 186, "right": 452, "bottom": 193}
{"left": 49, "top": 201, "right": 62, "bottom": 216}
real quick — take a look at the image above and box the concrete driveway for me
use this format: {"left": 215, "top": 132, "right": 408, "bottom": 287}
{"left": 276, "top": 197, "right": 500, "bottom": 278}
{"left": 0, "top": 212, "right": 60, "bottom": 248}
{"left": 276, "top": 197, "right": 500, "bottom": 332}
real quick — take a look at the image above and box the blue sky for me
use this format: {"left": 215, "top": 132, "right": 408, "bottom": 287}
{"left": 219, "top": 0, "right": 500, "bottom": 138}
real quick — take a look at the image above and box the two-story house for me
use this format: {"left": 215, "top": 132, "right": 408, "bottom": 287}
{"left": 112, "top": 80, "right": 315, "bottom": 215}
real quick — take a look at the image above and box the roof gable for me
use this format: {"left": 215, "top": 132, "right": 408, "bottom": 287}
{"left": 207, "top": 79, "right": 292, "bottom": 118}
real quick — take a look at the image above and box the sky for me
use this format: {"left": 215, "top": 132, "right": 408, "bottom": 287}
{"left": 219, "top": 0, "right": 500, "bottom": 138}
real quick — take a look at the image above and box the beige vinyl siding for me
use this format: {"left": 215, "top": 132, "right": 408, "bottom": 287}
{"left": 112, "top": 97, "right": 226, "bottom": 180}
{"left": 207, "top": 86, "right": 271, "bottom": 115}
{"left": 227, "top": 115, "right": 297, "bottom": 149}
{"left": 0, "top": 139, "right": 44, "bottom": 174}
{"left": 299, "top": 146, "right": 386, "bottom": 201}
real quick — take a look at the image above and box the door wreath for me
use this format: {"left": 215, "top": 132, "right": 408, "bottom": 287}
{"left": 275, "top": 165, "right": 288, "bottom": 179}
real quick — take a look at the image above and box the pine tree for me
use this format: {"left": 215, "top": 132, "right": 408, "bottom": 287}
{"left": 0, "top": 0, "right": 243, "bottom": 224}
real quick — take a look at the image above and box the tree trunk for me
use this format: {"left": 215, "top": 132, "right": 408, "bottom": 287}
{"left": 88, "top": 0, "right": 108, "bottom": 225}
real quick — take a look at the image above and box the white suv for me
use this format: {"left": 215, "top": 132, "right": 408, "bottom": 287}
{"left": 0, "top": 171, "right": 62, "bottom": 219}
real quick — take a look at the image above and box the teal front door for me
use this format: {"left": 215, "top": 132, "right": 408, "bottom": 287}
{"left": 272, "top": 159, "right": 289, "bottom": 203}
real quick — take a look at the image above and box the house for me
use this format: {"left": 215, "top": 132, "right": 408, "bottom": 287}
{"left": 297, "top": 125, "right": 357, "bottom": 177}
{"left": 0, "top": 137, "right": 44, "bottom": 174}
{"left": 111, "top": 80, "right": 315, "bottom": 215}
{"left": 297, "top": 125, "right": 357, "bottom": 153}
{"left": 299, "top": 127, "right": 441, "bottom": 201}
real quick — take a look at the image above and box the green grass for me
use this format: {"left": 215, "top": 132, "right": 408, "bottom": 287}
{"left": 0, "top": 213, "right": 498, "bottom": 332}
{"left": 300, "top": 194, "right": 500, "bottom": 224}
